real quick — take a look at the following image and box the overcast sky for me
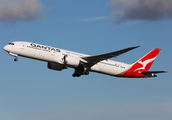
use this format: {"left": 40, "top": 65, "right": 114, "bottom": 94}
{"left": 0, "top": 0, "right": 172, "bottom": 120}
{"left": 109, "top": 0, "right": 172, "bottom": 23}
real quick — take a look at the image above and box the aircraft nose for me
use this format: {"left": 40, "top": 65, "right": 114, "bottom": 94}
{"left": 3, "top": 45, "right": 8, "bottom": 51}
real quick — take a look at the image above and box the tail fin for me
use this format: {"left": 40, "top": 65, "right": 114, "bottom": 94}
{"left": 131, "top": 48, "right": 161, "bottom": 72}
{"left": 121, "top": 48, "right": 161, "bottom": 77}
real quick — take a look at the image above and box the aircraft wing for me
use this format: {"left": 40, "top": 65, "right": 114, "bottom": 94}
{"left": 82, "top": 46, "right": 141, "bottom": 67}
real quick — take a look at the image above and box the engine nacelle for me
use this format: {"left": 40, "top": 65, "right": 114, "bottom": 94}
{"left": 54, "top": 53, "right": 65, "bottom": 64}
{"left": 53, "top": 54, "right": 80, "bottom": 67}
{"left": 47, "top": 62, "right": 65, "bottom": 71}
{"left": 65, "top": 55, "right": 80, "bottom": 67}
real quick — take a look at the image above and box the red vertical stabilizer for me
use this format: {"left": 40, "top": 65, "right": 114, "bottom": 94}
{"left": 121, "top": 48, "right": 161, "bottom": 77}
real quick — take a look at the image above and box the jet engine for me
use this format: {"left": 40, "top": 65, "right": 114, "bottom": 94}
{"left": 54, "top": 54, "right": 80, "bottom": 67}
{"left": 47, "top": 62, "right": 66, "bottom": 71}
{"left": 65, "top": 55, "right": 80, "bottom": 67}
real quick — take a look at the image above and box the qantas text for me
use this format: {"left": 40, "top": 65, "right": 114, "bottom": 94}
{"left": 27, "top": 43, "right": 61, "bottom": 52}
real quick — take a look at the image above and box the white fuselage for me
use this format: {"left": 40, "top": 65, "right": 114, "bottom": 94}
{"left": 4, "top": 41, "right": 132, "bottom": 77}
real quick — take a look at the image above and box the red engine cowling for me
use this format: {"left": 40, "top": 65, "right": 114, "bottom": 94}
{"left": 47, "top": 62, "right": 65, "bottom": 71}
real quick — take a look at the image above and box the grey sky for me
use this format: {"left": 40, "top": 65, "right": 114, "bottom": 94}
{"left": 17, "top": 102, "right": 172, "bottom": 120}
{"left": 0, "top": 0, "right": 44, "bottom": 22}
{"left": 108, "top": 0, "right": 172, "bottom": 23}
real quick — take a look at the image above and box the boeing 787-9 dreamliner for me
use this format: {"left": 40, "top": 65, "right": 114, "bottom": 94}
{"left": 4, "top": 41, "right": 166, "bottom": 77}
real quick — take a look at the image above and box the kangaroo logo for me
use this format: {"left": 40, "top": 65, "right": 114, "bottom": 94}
{"left": 134, "top": 57, "right": 156, "bottom": 72}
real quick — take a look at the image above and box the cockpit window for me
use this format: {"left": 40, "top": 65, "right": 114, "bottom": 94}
{"left": 9, "top": 43, "right": 14, "bottom": 45}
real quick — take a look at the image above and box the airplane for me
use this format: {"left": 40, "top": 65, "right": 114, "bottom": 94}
{"left": 3, "top": 41, "right": 166, "bottom": 78}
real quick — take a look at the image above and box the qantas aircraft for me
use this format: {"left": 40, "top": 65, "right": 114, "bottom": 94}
{"left": 4, "top": 41, "right": 166, "bottom": 78}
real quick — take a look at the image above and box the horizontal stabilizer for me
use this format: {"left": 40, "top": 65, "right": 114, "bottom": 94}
{"left": 141, "top": 71, "right": 167, "bottom": 77}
